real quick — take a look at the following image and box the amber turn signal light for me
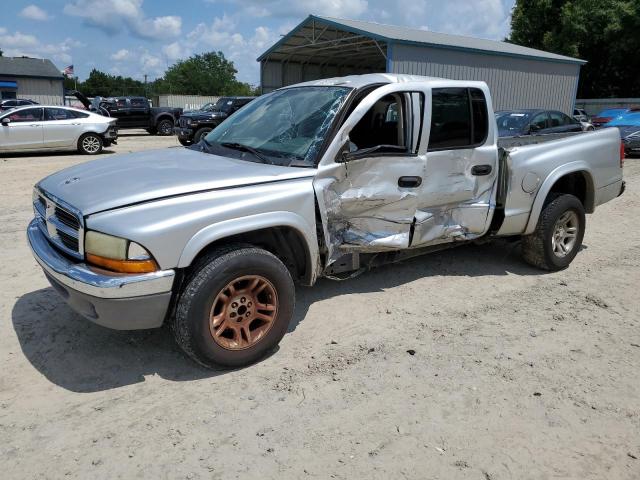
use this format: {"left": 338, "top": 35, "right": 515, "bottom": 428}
{"left": 86, "top": 253, "right": 159, "bottom": 273}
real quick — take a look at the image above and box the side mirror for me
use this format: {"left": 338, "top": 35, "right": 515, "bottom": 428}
{"left": 337, "top": 139, "right": 358, "bottom": 163}
{"left": 1, "top": 117, "right": 10, "bottom": 125}
{"left": 529, "top": 123, "right": 541, "bottom": 133}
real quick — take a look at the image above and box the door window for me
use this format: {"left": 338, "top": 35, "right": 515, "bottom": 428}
{"left": 428, "top": 88, "right": 488, "bottom": 150}
{"left": 45, "top": 108, "right": 77, "bottom": 121}
{"left": 549, "top": 111, "right": 565, "bottom": 127}
{"left": 560, "top": 112, "right": 578, "bottom": 125}
{"left": 530, "top": 113, "right": 549, "bottom": 131}
{"left": 130, "top": 98, "right": 148, "bottom": 108}
{"left": 7, "top": 108, "right": 43, "bottom": 122}
{"left": 349, "top": 93, "right": 409, "bottom": 153}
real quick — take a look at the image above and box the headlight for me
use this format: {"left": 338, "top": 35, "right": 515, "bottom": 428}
{"left": 186, "top": 118, "right": 192, "bottom": 125}
{"left": 84, "top": 231, "right": 158, "bottom": 273}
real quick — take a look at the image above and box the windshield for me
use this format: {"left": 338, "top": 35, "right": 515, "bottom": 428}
{"left": 495, "top": 111, "right": 532, "bottom": 135}
{"left": 203, "top": 86, "right": 352, "bottom": 167}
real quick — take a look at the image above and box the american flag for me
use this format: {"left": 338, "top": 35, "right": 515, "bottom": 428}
{"left": 63, "top": 65, "right": 74, "bottom": 76}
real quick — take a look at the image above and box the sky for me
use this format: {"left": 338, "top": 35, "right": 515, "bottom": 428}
{"left": 1, "top": 0, "right": 516, "bottom": 86}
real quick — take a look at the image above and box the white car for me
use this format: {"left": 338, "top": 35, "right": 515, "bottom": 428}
{"left": 0, "top": 105, "right": 118, "bottom": 155}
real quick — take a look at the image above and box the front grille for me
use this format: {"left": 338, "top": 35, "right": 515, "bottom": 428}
{"left": 33, "top": 190, "right": 84, "bottom": 260}
{"left": 58, "top": 230, "right": 80, "bottom": 251}
{"left": 54, "top": 206, "right": 80, "bottom": 230}
{"left": 179, "top": 117, "right": 190, "bottom": 128}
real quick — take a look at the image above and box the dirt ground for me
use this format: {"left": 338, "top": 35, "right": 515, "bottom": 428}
{"left": 1, "top": 131, "right": 638, "bottom": 479}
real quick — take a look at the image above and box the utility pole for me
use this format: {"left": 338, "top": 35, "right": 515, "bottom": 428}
{"left": 144, "top": 74, "right": 148, "bottom": 98}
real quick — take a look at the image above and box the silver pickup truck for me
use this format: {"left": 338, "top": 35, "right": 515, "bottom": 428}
{"left": 28, "top": 74, "right": 625, "bottom": 368}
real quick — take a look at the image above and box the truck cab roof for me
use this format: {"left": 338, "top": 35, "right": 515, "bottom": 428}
{"left": 288, "top": 73, "right": 485, "bottom": 90}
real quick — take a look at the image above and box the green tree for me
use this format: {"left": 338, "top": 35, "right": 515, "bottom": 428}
{"left": 156, "top": 51, "right": 255, "bottom": 96}
{"left": 508, "top": 0, "right": 640, "bottom": 98}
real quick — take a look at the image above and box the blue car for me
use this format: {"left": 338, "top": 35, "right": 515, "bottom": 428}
{"left": 605, "top": 112, "right": 640, "bottom": 156}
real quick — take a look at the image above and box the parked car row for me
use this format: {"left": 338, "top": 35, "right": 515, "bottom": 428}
{"left": 174, "top": 96, "right": 255, "bottom": 145}
{"left": 496, "top": 109, "right": 585, "bottom": 137}
{"left": 70, "top": 91, "right": 182, "bottom": 135}
{"left": 497, "top": 106, "right": 640, "bottom": 157}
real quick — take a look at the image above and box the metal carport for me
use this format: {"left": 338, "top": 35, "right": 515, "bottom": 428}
{"left": 257, "top": 15, "right": 586, "bottom": 113}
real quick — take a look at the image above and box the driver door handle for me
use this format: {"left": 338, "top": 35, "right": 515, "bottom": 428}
{"left": 471, "top": 164, "right": 492, "bottom": 176}
{"left": 398, "top": 176, "right": 422, "bottom": 188}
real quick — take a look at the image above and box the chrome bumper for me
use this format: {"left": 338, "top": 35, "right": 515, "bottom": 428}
{"left": 28, "top": 219, "right": 174, "bottom": 298}
{"left": 28, "top": 219, "right": 175, "bottom": 330}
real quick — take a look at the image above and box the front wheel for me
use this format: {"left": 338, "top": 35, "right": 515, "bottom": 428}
{"left": 78, "top": 133, "right": 103, "bottom": 155}
{"left": 172, "top": 245, "right": 295, "bottom": 368}
{"left": 193, "top": 127, "right": 212, "bottom": 143}
{"left": 521, "top": 194, "right": 585, "bottom": 271}
{"left": 156, "top": 119, "right": 174, "bottom": 136}
{"left": 178, "top": 138, "right": 193, "bottom": 146}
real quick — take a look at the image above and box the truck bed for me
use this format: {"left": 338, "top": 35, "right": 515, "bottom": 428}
{"left": 498, "top": 131, "right": 588, "bottom": 150}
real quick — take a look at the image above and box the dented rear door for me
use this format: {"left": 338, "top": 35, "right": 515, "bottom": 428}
{"left": 412, "top": 86, "right": 498, "bottom": 246}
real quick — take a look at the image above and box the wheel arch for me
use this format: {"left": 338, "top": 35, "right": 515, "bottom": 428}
{"left": 524, "top": 162, "right": 595, "bottom": 235}
{"left": 177, "top": 212, "right": 320, "bottom": 285}
{"left": 154, "top": 113, "right": 176, "bottom": 125}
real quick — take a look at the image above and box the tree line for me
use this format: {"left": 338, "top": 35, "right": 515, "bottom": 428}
{"left": 508, "top": 0, "right": 640, "bottom": 98}
{"left": 63, "top": 51, "right": 259, "bottom": 98}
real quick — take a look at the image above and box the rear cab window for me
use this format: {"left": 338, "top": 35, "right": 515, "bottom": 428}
{"left": 428, "top": 87, "right": 488, "bottom": 150}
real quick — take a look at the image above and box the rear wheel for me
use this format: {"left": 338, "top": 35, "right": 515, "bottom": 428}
{"left": 78, "top": 133, "right": 103, "bottom": 155}
{"left": 521, "top": 194, "right": 585, "bottom": 270}
{"left": 178, "top": 138, "right": 193, "bottom": 146}
{"left": 193, "top": 127, "right": 212, "bottom": 143}
{"left": 156, "top": 118, "right": 174, "bottom": 136}
{"left": 172, "top": 245, "right": 295, "bottom": 368}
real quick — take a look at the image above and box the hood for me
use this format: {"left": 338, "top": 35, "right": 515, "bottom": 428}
{"left": 69, "top": 90, "right": 91, "bottom": 109}
{"left": 182, "top": 110, "right": 227, "bottom": 120}
{"left": 38, "top": 147, "right": 315, "bottom": 215}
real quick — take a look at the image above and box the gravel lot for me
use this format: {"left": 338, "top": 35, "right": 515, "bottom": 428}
{"left": 1, "top": 131, "right": 639, "bottom": 479}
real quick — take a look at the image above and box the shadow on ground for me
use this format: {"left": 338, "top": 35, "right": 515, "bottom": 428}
{"left": 13, "top": 239, "right": 546, "bottom": 393}
{"left": 0, "top": 149, "right": 116, "bottom": 159}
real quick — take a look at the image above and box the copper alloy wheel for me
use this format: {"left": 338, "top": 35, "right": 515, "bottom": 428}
{"left": 209, "top": 275, "right": 278, "bottom": 350}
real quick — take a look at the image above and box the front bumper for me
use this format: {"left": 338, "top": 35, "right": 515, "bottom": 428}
{"left": 174, "top": 126, "right": 194, "bottom": 139}
{"left": 27, "top": 220, "right": 175, "bottom": 330}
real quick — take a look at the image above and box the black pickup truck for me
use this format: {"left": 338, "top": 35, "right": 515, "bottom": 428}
{"left": 174, "top": 96, "right": 254, "bottom": 145}
{"left": 70, "top": 91, "right": 182, "bottom": 135}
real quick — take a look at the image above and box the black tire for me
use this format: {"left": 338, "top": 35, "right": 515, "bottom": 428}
{"left": 156, "top": 118, "right": 174, "bottom": 136}
{"left": 178, "top": 138, "right": 193, "bottom": 146}
{"left": 77, "top": 133, "right": 103, "bottom": 155}
{"left": 172, "top": 245, "right": 295, "bottom": 368}
{"left": 521, "top": 194, "right": 586, "bottom": 271}
{"left": 193, "top": 127, "right": 212, "bottom": 143}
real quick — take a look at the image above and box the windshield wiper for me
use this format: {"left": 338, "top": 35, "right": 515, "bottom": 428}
{"left": 219, "top": 142, "right": 274, "bottom": 164}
